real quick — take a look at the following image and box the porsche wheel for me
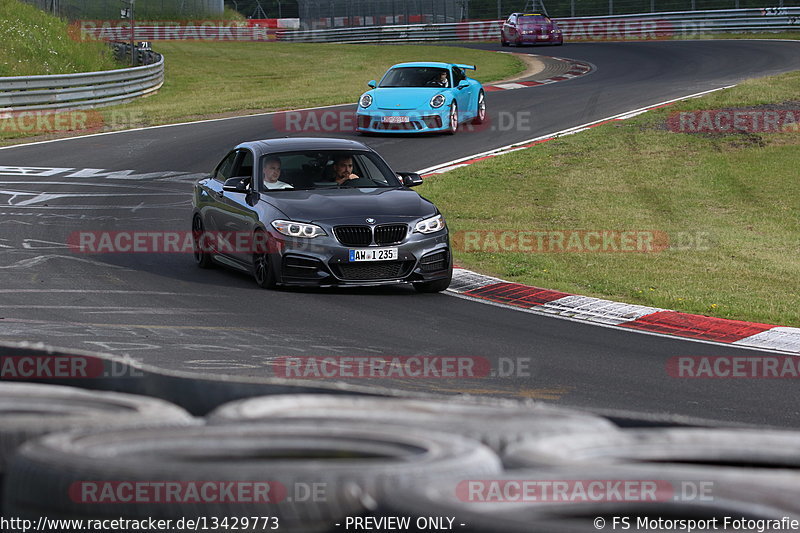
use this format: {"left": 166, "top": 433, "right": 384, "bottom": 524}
{"left": 252, "top": 229, "right": 277, "bottom": 289}
{"left": 500, "top": 37, "right": 509, "bottom": 47}
{"left": 192, "top": 215, "right": 213, "bottom": 269}
{"left": 446, "top": 102, "right": 458, "bottom": 135}
{"left": 472, "top": 91, "right": 486, "bottom": 125}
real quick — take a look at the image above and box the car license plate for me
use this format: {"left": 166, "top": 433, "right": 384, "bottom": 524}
{"left": 349, "top": 248, "right": 398, "bottom": 262}
{"left": 382, "top": 116, "right": 410, "bottom": 124}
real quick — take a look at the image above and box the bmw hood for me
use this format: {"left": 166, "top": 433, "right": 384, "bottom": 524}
{"left": 263, "top": 188, "right": 436, "bottom": 223}
{"left": 373, "top": 88, "right": 445, "bottom": 110}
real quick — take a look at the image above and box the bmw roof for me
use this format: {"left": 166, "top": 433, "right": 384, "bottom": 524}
{"left": 236, "top": 137, "right": 370, "bottom": 154}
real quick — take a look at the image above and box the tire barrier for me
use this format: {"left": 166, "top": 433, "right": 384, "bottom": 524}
{"left": 208, "top": 394, "right": 617, "bottom": 453}
{"left": 376, "top": 465, "right": 800, "bottom": 532}
{"left": 3, "top": 422, "right": 501, "bottom": 532}
{"left": 502, "top": 427, "right": 800, "bottom": 469}
{"left": 0, "top": 382, "right": 196, "bottom": 507}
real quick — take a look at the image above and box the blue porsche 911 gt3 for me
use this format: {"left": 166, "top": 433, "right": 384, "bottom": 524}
{"left": 356, "top": 62, "right": 486, "bottom": 135}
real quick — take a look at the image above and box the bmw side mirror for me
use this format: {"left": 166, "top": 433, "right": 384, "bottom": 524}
{"left": 368, "top": 80, "right": 377, "bottom": 88}
{"left": 398, "top": 172, "right": 424, "bottom": 187}
{"left": 223, "top": 176, "right": 250, "bottom": 193}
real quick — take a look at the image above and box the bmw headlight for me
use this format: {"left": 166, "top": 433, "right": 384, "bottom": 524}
{"left": 430, "top": 94, "right": 446, "bottom": 109}
{"left": 359, "top": 94, "right": 373, "bottom": 108}
{"left": 414, "top": 214, "right": 446, "bottom": 234}
{"left": 271, "top": 220, "right": 327, "bottom": 238}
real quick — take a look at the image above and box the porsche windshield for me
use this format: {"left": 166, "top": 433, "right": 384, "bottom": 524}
{"left": 379, "top": 67, "right": 450, "bottom": 88}
{"left": 258, "top": 150, "right": 402, "bottom": 191}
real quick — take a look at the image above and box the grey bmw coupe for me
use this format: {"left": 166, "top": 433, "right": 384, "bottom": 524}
{"left": 191, "top": 138, "right": 452, "bottom": 292}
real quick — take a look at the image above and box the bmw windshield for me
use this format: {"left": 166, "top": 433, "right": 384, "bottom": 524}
{"left": 258, "top": 150, "right": 402, "bottom": 191}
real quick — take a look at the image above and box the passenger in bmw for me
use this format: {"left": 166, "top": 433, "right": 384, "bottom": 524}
{"left": 261, "top": 156, "right": 293, "bottom": 190}
{"left": 332, "top": 155, "right": 361, "bottom": 185}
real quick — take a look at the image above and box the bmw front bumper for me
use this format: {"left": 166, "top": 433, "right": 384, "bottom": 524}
{"left": 266, "top": 227, "right": 452, "bottom": 288}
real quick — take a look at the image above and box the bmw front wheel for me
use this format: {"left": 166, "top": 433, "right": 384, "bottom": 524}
{"left": 192, "top": 216, "right": 213, "bottom": 269}
{"left": 252, "top": 229, "right": 277, "bottom": 289}
{"left": 413, "top": 268, "right": 453, "bottom": 293}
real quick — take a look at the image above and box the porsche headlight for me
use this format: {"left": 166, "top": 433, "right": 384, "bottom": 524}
{"left": 359, "top": 94, "right": 373, "bottom": 108}
{"left": 271, "top": 220, "right": 327, "bottom": 238}
{"left": 414, "top": 214, "right": 446, "bottom": 234}
{"left": 430, "top": 94, "right": 446, "bottom": 108}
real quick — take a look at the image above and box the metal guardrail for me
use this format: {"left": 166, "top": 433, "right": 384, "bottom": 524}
{"left": 0, "top": 43, "right": 163, "bottom": 111}
{"left": 278, "top": 7, "right": 800, "bottom": 42}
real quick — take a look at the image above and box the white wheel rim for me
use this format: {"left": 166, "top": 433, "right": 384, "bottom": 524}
{"left": 450, "top": 105, "right": 457, "bottom": 130}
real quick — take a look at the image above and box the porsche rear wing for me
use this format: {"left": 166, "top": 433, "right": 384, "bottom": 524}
{"left": 455, "top": 64, "right": 476, "bottom": 71}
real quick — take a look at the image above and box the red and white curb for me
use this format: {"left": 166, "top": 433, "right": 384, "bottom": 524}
{"left": 449, "top": 267, "right": 800, "bottom": 353}
{"left": 484, "top": 57, "right": 594, "bottom": 92}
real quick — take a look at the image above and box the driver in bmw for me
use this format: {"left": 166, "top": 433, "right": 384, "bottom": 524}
{"left": 262, "top": 156, "right": 293, "bottom": 190}
{"left": 332, "top": 155, "right": 360, "bottom": 185}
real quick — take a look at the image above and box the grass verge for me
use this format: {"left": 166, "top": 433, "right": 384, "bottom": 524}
{"left": 0, "top": 41, "right": 523, "bottom": 143}
{"left": 0, "top": 0, "right": 118, "bottom": 76}
{"left": 420, "top": 70, "right": 800, "bottom": 326}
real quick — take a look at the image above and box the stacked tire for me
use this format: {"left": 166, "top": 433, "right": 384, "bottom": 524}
{"left": 5, "top": 386, "right": 800, "bottom": 532}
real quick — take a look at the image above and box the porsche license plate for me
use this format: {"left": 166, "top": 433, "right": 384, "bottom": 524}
{"left": 382, "top": 116, "right": 410, "bottom": 124}
{"left": 349, "top": 248, "right": 398, "bottom": 262}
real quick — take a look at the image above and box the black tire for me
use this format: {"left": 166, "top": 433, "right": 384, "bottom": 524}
{"left": 209, "top": 394, "right": 616, "bottom": 453}
{"left": 471, "top": 90, "right": 486, "bottom": 125}
{"left": 445, "top": 101, "right": 458, "bottom": 135}
{"left": 252, "top": 229, "right": 277, "bottom": 289}
{"left": 192, "top": 215, "right": 213, "bottom": 268}
{"left": 0, "top": 382, "right": 195, "bottom": 505}
{"left": 5, "top": 422, "right": 501, "bottom": 532}
{"left": 378, "top": 465, "right": 800, "bottom": 533}
{"left": 502, "top": 427, "right": 800, "bottom": 469}
{"left": 412, "top": 266, "right": 453, "bottom": 293}
{"left": 500, "top": 38, "right": 509, "bottom": 47}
